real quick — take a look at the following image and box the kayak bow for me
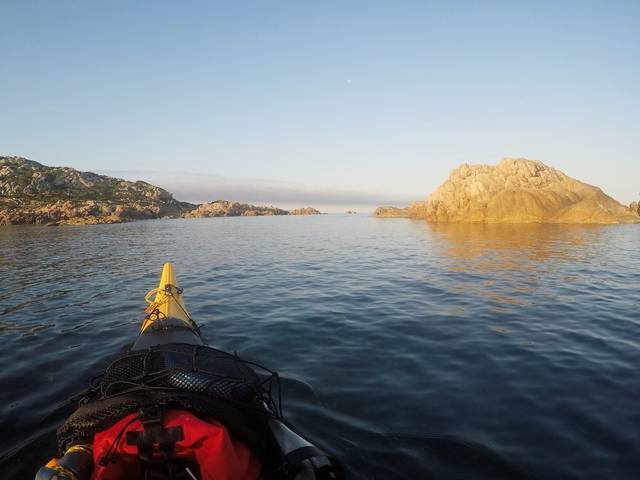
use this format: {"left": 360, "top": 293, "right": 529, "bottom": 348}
{"left": 35, "top": 263, "right": 344, "bottom": 480}
{"left": 141, "top": 262, "right": 192, "bottom": 332}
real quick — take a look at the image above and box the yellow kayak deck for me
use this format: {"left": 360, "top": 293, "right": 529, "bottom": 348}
{"left": 141, "top": 262, "right": 194, "bottom": 333}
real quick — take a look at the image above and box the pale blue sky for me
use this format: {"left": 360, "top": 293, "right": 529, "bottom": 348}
{"left": 1, "top": 1, "right": 638, "bottom": 209}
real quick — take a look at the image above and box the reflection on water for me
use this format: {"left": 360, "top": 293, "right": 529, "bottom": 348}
{"left": 427, "top": 222, "right": 605, "bottom": 264}
{"left": 0, "top": 217, "right": 639, "bottom": 479}
{"left": 422, "top": 222, "right": 611, "bottom": 314}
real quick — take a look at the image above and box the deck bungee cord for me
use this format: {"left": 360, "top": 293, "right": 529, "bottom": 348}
{"left": 36, "top": 263, "right": 344, "bottom": 480}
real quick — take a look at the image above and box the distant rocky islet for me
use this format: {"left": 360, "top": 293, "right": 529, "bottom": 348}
{"left": 184, "top": 201, "right": 321, "bottom": 218}
{"left": 373, "top": 206, "right": 409, "bottom": 218}
{"left": 375, "top": 158, "right": 639, "bottom": 224}
{"left": 0, "top": 157, "right": 322, "bottom": 225}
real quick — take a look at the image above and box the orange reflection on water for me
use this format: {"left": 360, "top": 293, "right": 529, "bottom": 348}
{"left": 417, "top": 221, "right": 609, "bottom": 313}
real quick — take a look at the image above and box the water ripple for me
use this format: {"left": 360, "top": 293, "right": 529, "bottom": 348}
{"left": 0, "top": 218, "right": 639, "bottom": 479}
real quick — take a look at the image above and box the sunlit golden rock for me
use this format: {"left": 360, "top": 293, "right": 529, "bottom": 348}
{"left": 374, "top": 206, "right": 409, "bottom": 218}
{"left": 418, "top": 158, "right": 639, "bottom": 224}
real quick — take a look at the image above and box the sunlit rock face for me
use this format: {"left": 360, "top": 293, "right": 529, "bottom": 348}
{"left": 407, "top": 201, "right": 428, "bottom": 219}
{"left": 0, "top": 156, "right": 194, "bottom": 225}
{"left": 418, "top": 158, "right": 639, "bottom": 224}
{"left": 374, "top": 206, "right": 409, "bottom": 218}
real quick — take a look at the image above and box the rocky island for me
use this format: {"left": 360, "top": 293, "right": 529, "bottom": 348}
{"left": 289, "top": 207, "right": 322, "bottom": 215}
{"left": 0, "top": 156, "right": 194, "bottom": 225}
{"left": 373, "top": 206, "right": 409, "bottom": 218}
{"left": 184, "top": 200, "right": 288, "bottom": 218}
{"left": 182, "top": 202, "right": 321, "bottom": 218}
{"left": 377, "top": 158, "right": 639, "bottom": 224}
{"left": 0, "top": 156, "right": 323, "bottom": 225}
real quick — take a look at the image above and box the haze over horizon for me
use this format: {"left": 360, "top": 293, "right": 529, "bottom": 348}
{"left": 1, "top": 1, "right": 638, "bottom": 205}
{"left": 101, "top": 168, "right": 417, "bottom": 213}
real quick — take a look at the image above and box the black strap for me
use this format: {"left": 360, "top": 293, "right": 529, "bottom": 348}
{"left": 125, "top": 407, "right": 184, "bottom": 462}
{"left": 283, "top": 446, "right": 328, "bottom": 466}
{"left": 281, "top": 446, "right": 345, "bottom": 480}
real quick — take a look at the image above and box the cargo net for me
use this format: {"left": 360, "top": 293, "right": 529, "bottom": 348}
{"left": 84, "top": 344, "right": 282, "bottom": 415}
{"left": 58, "top": 344, "right": 284, "bottom": 453}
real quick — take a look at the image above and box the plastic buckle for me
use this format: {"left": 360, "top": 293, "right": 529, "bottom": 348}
{"left": 126, "top": 408, "right": 184, "bottom": 463}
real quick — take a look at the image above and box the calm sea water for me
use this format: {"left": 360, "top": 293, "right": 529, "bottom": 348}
{"left": 0, "top": 215, "right": 638, "bottom": 479}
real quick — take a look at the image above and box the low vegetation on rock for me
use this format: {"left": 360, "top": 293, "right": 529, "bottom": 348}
{"left": 0, "top": 156, "right": 194, "bottom": 225}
